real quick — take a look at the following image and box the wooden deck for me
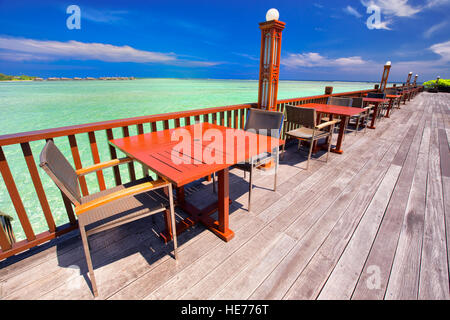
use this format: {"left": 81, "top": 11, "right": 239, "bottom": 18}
{"left": 1, "top": 92, "right": 449, "bottom": 300}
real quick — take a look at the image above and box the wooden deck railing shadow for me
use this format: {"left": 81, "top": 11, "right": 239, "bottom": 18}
{"left": 0, "top": 85, "right": 422, "bottom": 260}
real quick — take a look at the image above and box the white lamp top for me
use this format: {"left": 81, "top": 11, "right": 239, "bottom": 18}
{"left": 266, "top": 8, "right": 279, "bottom": 21}
{"left": 385, "top": 61, "right": 391, "bottom": 66}
{"left": 409, "top": 72, "right": 413, "bottom": 74}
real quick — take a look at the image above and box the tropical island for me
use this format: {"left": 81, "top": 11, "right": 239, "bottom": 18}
{"left": 0, "top": 73, "right": 37, "bottom": 81}
{"left": 0, "top": 73, "right": 136, "bottom": 81}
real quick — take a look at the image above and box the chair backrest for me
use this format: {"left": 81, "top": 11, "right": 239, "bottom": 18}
{"left": 244, "top": 108, "right": 284, "bottom": 138}
{"left": 351, "top": 97, "right": 364, "bottom": 108}
{"left": 285, "top": 105, "right": 316, "bottom": 128}
{"left": 40, "top": 140, "right": 81, "bottom": 206}
{"left": 327, "top": 96, "right": 353, "bottom": 107}
{"left": 367, "top": 92, "right": 386, "bottom": 99}
{"left": 385, "top": 89, "right": 397, "bottom": 95}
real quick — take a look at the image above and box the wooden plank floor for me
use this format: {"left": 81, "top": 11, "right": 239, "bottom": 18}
{"left": 1, "top": 92, "right": 449, "bottom": 300}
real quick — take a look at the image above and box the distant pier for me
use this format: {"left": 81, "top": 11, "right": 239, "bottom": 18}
{"left": 35, "top": 76, "right": 135, "bottom": 81}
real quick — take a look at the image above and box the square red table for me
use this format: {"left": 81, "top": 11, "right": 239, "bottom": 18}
{"left": 299, "top": 103, "right": 366, "bottom": 154}
{"left": 385, "top": 94, "right": 402, "bottom": 117}
{"left": 362, "top": 98, "right": 389, "bottom": 129}
{"left": 109, "top": 122, "right": 283, "bottom": 242}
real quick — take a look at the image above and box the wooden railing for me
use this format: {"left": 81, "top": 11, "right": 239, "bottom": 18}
{"left": 0, "top": 85, "right": 419, "bottom": 260}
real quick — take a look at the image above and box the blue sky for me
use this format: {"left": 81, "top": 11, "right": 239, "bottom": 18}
{"left": 0, "top": 0, "right": 449, "bottom": 82}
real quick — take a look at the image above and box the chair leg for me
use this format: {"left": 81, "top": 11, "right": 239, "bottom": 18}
{"left": 248, "top": 167, "right": 253, "bottom": 212}
{"left": 306, "top": 140, "right": 313, "bottom": 170}
{"left": 168, "top": 184, "right": 178, "bottom": 260}
{"left": 79, "top": 224, "right": 98, "bottom": 297}
{"left": 364, "top": 114, "right": 368, "bottom": 133}
{"left": 274, "top": 148, "right": 279, "bottom": 192}
{"left": 326, "top": 133, "right": 332, "bottom": 163}
{"left": 212, "top": 172, "right": 216, "bottom": 194}
{"left": 355, "top": 116, "right": 360, "bottom": 135}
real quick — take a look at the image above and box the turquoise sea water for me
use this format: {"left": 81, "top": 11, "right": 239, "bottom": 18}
{"left": 0, "top": 78, "right": 378, "bottom": 241}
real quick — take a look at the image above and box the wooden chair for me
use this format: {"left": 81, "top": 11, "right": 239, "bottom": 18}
{"left": 324, "top": 96, "right": 350, "bottom": 126}
{"left": 367, "top": 92, "right": 387, "bottom": 118}
{"left": 385, "top": 88, "right": 400, "bottom": 112}
{"left": 213, "top": 108, "right": 283, "bottom": 212}
{"left": 39, "top": 140, "right": 178, "bottom": 297}
{"left": 326, "top": 96, "right": 352, "bottom": 138}
{"left": 345, "top": 97, "right": 371, "bottom": 135}
{"left": 283, "top": 105, "right": 339, "bottom": 170}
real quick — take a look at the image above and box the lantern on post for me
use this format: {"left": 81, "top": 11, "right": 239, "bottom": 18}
{"left": 257, "top": 9, "right": 285, "bottom": 111}
{"left": 405, "top": 72, "right": 413, "bottom": 88}
{"left": 379, "top": 61, "right": 391, "bottom": 92}
{"left": 413, "top": 74, "right": 418, "bottom": 87}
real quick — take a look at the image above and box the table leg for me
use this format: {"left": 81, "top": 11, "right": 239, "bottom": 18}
{"left": 385, "top": 99, "right": 393, "bottom": 118}
{"left": 368, "top": 102, "right": 379, "bottom": 129}
{"left": 218, "top": 168, "right": 230, "bottom": 235}
{"left": 331, "top": 115, "right": 347, "bottom": 154}
{"left": 160, "top": 169, "right": 234, "bottom": 243}
{"left": 176, "top": 186, "right": 185, "bottom": 205}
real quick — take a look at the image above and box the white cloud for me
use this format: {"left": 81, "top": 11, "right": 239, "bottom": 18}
{"left": 361, "top": 0, "right": 421, "bottom": 17}
{"left": 425, "top": 0, "right": 450, "bottom": 9}
{"left": 388, "top": 40, "right": 450, "bottom": 79}
{"left": 423, "top": 21, "right": 447, "bottom": 38}
{"left": 0, "top": 36, "right": 218, "bottom": 67}
{"left": 282, "top": 52, "right": 369, "bottom": 69}
{"left": 281, "top": 47, "right": 450, "bottom": 80}
{"left": 430, "top": 40, "right": 450, "bottom": 61}
{"left": 369, "top": 19, "right": 392, "bottom": 30}
{"left": 344, "top": 5, "right": 363, "bottom": 18}
{"left": 82, "top": 8, "right": 129, "bottom": 24}
{"left": 359, "top": 0, "right": 450, "bottom": 30}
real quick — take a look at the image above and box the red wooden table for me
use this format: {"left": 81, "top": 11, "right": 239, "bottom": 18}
{"left": 300, "top": 103, "right": 366, "bottom": 154}
{"left": 109, "top": 122, "right": 283, "bottom": 243}
{"left": 385, "top": 94, "right": 402, "bottom": 117}
{"left": 362, "top": 98, "right": 389, "bottom": 129}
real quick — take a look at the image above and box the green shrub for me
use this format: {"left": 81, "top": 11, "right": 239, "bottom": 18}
{"left": 423, "top": 79, "right": 450, "bottom": 88}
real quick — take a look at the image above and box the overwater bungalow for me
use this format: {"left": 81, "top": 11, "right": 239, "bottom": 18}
{"left": 46, "top": 77, "right": 60, "bottom": 81}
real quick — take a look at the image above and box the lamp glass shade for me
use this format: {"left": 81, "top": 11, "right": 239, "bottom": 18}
{"left": 266, "top": 8, "right": 279, "bottom": 21}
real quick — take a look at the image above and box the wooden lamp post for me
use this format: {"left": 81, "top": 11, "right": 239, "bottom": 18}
{"left": 379, "top": 61, "right": 391, "bottom": 92}
{"left": 257, "top": 9, "right": 285, "bottom": 111}
{"left": 413, "top": 74, "right": 418, "bottom": 87}
{"left": 406, "top": 72, "right": 413, "bottom": 88}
